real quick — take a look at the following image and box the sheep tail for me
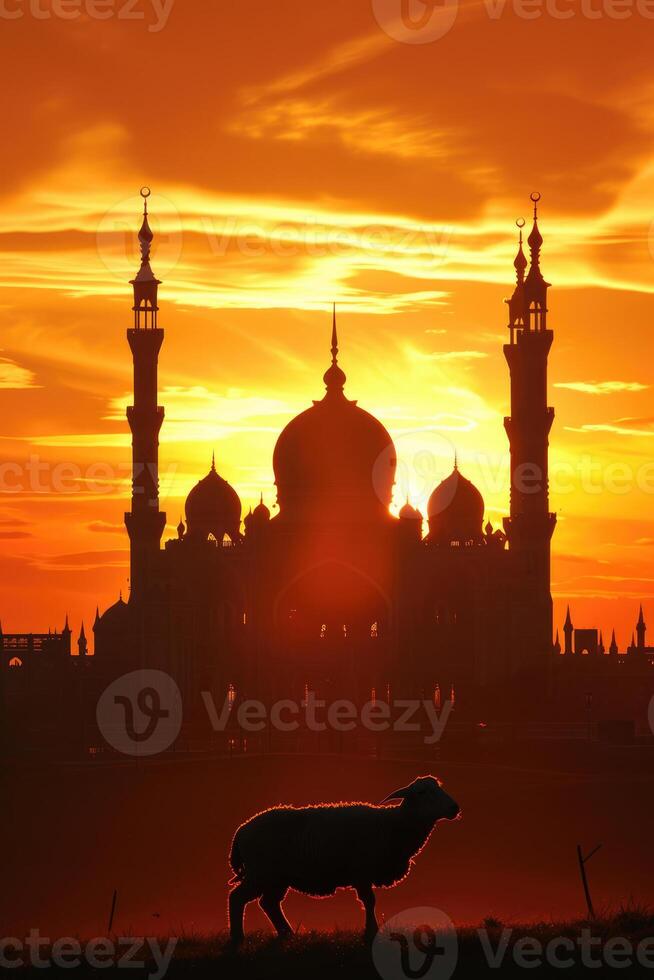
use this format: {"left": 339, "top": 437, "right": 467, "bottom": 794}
{"left": 229, "top": 834, "right": 245, "bottom": 885}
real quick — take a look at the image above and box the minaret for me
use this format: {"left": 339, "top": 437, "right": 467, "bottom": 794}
{"left": 503, "top": 196, "right": 557, "bottom": 674}
{"left": 637, "top": 605, "right": 646, "bottom": 651}
{"left": 563, "top": 605, "right": 573, "bottom": 655}
{"left": 609, "top": 629, "right": 618, "bottom": 656}
{"left": 124, "top": 188, "right": 166, "bottom": 599}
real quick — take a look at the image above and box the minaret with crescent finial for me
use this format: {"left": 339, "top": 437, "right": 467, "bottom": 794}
{"left": 124, "top": 188, "right": 166, "bottom": 600}
{"left": 503, "top": 193, "right": 557, "bottom": 678}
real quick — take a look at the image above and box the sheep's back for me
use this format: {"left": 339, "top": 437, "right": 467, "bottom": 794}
{"left": 232, "top": 804, "right": 415, "bottom": 895}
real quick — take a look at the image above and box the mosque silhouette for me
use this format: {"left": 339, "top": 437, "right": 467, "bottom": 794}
{"left": 2, "top": 191, "right": 652, "bottom": 752}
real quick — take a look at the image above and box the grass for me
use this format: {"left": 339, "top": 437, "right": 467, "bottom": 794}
{"left": 16, "top": 904, "right": 654, "bottom": 977}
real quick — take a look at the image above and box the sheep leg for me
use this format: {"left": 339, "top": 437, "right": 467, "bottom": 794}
{"left": 228, "top": 880, "right": 261, "bottom": 946}
{"left": 356, "top": 884, "right": 378, "bottom": 939}
{"left": 259, "top": 888, "right": 293, "bottom": 938}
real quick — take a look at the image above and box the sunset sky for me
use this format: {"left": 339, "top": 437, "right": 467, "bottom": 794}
{"left": 1, "top": 0, "right": 654, "bottom": 645}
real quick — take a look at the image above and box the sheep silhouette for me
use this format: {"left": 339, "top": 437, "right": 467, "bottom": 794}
{"left": 227, "top": 774, "right": 460, "bottom": 945}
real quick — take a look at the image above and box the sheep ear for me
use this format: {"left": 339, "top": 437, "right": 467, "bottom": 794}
{"left": 380, "top": 785, "right": 409, "bottom": 804}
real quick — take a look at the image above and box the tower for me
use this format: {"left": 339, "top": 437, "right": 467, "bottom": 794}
{"left": 124, "top": 188, "right": 166, "bottom": 599}
{"left": 637, "top": 605, "right": 646, "bottom": 652}
{"left": 503, "top": 195, "right": 557, "bottom": 676}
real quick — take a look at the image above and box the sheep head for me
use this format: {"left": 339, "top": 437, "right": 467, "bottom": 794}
{"left": 380, "top": 775, "right": 460, "bottom": 821}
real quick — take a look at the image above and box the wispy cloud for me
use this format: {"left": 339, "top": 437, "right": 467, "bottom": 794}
{"left": 566, "top": 418, "right": 654, "bottom": 436}
{"left": 417, "top": 350, "right": 488, "bottom": 362}
{"left": 87, "top": 521, "right": 125, "bottom": 534}
{"left": 0, "top": 356, "right": 38, "bottom": 390}
{"left": 555, "top": 381, "right": 649, "bottom": 394}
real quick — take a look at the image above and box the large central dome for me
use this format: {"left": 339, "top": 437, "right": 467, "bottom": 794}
{"left": 273, "top": 317, "right": 396, "bottom": 523}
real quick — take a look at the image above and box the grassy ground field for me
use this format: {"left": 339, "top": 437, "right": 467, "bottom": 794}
{"left": 14, "top": 908, "right": 654, "bottom": 977}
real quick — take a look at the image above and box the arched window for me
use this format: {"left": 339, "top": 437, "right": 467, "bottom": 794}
{"left": 8, "top": 657, "right": 22, "bottom": 668}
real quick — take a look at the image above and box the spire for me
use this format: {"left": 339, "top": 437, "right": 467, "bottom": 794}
{"left": 63, "top": 613, "right": 70, "bottom": 634}
{"left": 453, "top": 449, "right": 459, "bottom": 472}
{"left": 506, "top": 217, "right": 529, "bottom": 332}
{"left": 636, "top": 603, "right": 646, "bottom": 650}
{"left": 563, "top": 605, "right": 573, "bottom": 654}
{"left": 133, "top": 187, "right": 157, "bottom": 282}
{"left": 130, "top": 187, "right": 161, "bottom": 328}
{"left": 94, "top": 605, "right": 101, "bottom": 627}
{"left": 77, "top": 621, "right": 88, "bottom": 657}
{"left": 609, "top": 629, "right": 618, "bottom": 655}
{"left": 523, "top": 191, "right": 550, "bottom": 330}
{"left": 514, "top": 218, "right": 527, "bottom": 284}
{"left": 211, "top": 451, "right": 216, "bottom": 473}
{"left": 323, "top": 303, "right": 347, "bottom": 395}
{"left": 527, "top": 191, "right": 543, "bottom": 260}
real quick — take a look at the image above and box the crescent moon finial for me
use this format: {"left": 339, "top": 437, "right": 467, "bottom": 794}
{"left": 516, "top": 218, "right": 526, "bottom": 229}
{"left": 530, "top": 191, "right": 541, "bottom": 203}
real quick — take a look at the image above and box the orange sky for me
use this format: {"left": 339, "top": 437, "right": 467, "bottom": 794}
{"left": 1, "top": 0, "right": 654, "bottom": 647}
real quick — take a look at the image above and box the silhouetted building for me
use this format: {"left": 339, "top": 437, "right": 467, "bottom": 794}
{"left": 87, "top": 192, "right": 563, "bottom": 716}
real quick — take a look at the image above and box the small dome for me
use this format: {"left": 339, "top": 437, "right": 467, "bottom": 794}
{"left": 185, "top": 456, "right": 241, "bottom": 543}
{"left": 97, "top": 596, "right": 131, "bottom": 631}
{"left": 427, "top": 465, "right": 484, "bottom": 545}
{"left": 399, "top": 500, "right": 421, "bottom": 521}
{"left": 252, "top": 495, "right": 270, "bottom": 522}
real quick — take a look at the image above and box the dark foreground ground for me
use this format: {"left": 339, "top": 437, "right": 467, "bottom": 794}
{"left": 3, "top": 745, "right": 654, "bottom": 978}
{"left": 14, "top": 909, "right": 654, "bottom": 977}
